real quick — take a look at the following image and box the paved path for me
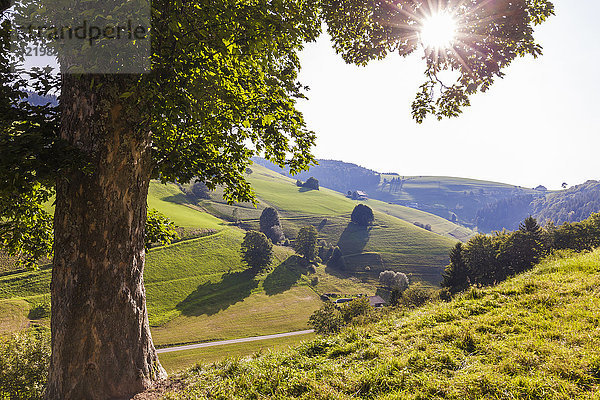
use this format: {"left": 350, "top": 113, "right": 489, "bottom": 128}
{"left": 156, "top": 329, "right": 315, "bottom": 354}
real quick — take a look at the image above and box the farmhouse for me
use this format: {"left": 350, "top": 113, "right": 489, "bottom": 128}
{"left": 367, "top": 295, "right": 386, "bottom": 308}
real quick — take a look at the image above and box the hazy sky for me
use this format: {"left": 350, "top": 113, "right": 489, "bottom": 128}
{"left": 297, "top": 1, "right": 599, "bottom": 190}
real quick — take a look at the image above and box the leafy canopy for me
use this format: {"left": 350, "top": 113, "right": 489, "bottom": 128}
{"left": 240, "top": 231, "right": 274, "bottom": 271}
{"left": 0, "top": 0, "right": 554, "bottom": 264}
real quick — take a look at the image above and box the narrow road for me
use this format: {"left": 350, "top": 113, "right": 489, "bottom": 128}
{"left": 156, "top": 329, "right": 315, "bottom": 354}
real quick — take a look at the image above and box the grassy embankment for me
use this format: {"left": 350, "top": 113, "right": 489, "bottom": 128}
{"left": 163, "top": 249, "right": 600, "bottom": 399}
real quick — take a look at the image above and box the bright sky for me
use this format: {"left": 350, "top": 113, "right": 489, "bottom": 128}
{"left": 297, "top": 1, "right": 600, "bottom": 190}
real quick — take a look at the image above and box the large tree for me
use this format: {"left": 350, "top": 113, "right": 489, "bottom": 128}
{"left": 0, "top": 0, "right": 553, "bottom": 398}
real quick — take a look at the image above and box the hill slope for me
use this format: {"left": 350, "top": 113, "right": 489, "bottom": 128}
{"left": 1, "top": 166, "right": 457, "bottom": 350}
{"left": 475, "top": 180, "right": 600, "bottom": 232}
{"left": 163, "top": 249, "right": 600, "bottom": 399}
{"left": 254, "top": 157, "right": 540, "bottom": 226}
{"left": 196, "top": 164, "right": 459, "bottom": 285}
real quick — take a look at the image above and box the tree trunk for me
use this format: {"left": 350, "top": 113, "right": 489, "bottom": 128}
{"left": 46, "top": 74, "right": 166, "bottom": 400}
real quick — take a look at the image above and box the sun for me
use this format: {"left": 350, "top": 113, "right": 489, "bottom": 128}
{"left": 420, "top": 13, "right": 457, "bottom": 49}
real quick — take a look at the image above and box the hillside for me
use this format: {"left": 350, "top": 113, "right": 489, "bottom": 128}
{"left": 1, "top": 170, "right": 458, "bottom": 364}
{"left": 475, "top": 180, "right": 600, "bottom": 232}
{"left": 196, "top": 164, "right": 460, "bottom": 285}
{"left": 531, "top": 180, "right": 600, "bottom": 225}
{"left": 254, "top": 157, "right": 541, "bottom": 227}
{"left": 161, "top": 249, "right": 600, "bottom": 399}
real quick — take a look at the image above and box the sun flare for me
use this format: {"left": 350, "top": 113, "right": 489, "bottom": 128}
{"left": 420, "top": 13, "right": 457, "bottom": 49}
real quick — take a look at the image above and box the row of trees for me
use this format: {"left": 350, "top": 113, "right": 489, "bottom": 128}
{"left": 442, "top": 214, "right": 600, "bottom": 293}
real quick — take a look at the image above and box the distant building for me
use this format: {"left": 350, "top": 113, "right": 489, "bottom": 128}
{"left": 334, "top": 298, "right": 353, "bottom": 304}
{"left": 367, "top": 295, "right": 386, "bottom": 308}
{"left": 346, "top": 190, "right": 369, "bottom": 200}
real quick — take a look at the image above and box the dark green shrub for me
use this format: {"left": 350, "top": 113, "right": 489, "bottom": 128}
{"left": 259, "top": 207, "right": 285, "bottom": 244}
{"left": 302, "top": 177, "right": 319, "bottom": 190}
{"left": 326, "top": 246, "right": 345, "bottom": 270}
{"left": 351, "top": 204, "right": 374, "bottom": 226}
{"left": 240, "top": 231, "right": 273, "bottom": 271}
{"left": 294, "top": 225, "right": 318, "bottom": 261}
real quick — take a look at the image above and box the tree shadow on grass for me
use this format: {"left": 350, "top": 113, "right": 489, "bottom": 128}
{"left": 263, "top": 255, "right": 304, "bottom": 296}
{"left": 337, "top": 222, "right": 370, "bottom": 255}
{"left": 176, "top": 269, "right": 259, "bottom": 316}
{"left": 163, "top": 193, "right": 190, "bottom": 205}
{"left": 298, "top": 187, "right": 317, "bottom": 193}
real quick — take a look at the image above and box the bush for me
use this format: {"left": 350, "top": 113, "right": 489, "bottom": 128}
{"left": 340, "top": 298, "right": 372, "bottom": 323}
{"left": 266, "top": 225, "right": 285, "bottom": 245}
{"left": 379, "top": 270, "right": 409, "bottom": 291}
{"left": 294, "top": 225, "right": 318, "bottom": 261}
{"left": 351, "top": 204, "right": 374, "bottom": 226}
{"left": 188, "top": 180, "right": 211, "bottom": 200}
{"left": 308, "top": 302, "right": 343, "bottom": 334}
{"left": 0, "top": 329, "right": 50, "bottom": 400}
{"left": 402, "top": 286, "right": 432, "bottom": 308}
{"left": 296, "top": 180, "right": 303, "bottom": 187}
{"left": 326, "top": 246, "right": 345, "bottom": 270}
{"left": 302, "top": 177, "right": 319, "bottom": 190}
{"left": 145, "top": 209, "right": 180, "bottom": 250}
{"left": 413, "top": 222, "right": 431, "bottom": 231}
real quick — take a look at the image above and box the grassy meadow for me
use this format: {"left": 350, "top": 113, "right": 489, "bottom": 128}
{"left": 163, "top": 249, "right": 600, "bottom": 399}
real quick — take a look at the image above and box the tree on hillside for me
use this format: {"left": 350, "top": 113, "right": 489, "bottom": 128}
{"left": 186, "top": 181, "right": 211, "bottom": 201}
{"left": 1, "top": 0, "right": 554, "bottom": 396}
{"left": 145, "top": 210, "right": 179, "bottom": 250}
{"left": 351, "top": 204, "right": 374, "bottom": 226}
{"left": 259, "top": 207, "right": 286, "bottom": 244}
{"left": 294, "top": 225, "right": 318, "bottom": 262}
{"left": 379, "top": 270, "right": 409, "bottom": 291}
{"left": 240, "top": 231, "right": 274, "bottom": 272}
{"left": 498, "top": 216, "right": 545, "bottom": 274}
{"left": 326, "top": 246, "right": 346, "bottom": 270}
{"left": 441, "top": 242, "right": 469, "bottom": 293}
{"left": 302, "top": 177, "right": 320, "bottom": 190}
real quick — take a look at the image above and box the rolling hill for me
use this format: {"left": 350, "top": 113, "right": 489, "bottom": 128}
{"left": 475, "top": 180, "right": 600, "bottom": 232}
{"left": 254, "top": 157, "right": 543, "bottom": 227}
{"left": 1, "top": 166, "right": 459, "bottom": 362}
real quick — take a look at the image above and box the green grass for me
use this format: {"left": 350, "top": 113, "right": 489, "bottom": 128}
{"left": 365, "top": 198, "right": 474, "bottom": 242}
{"left": 0, "top": 299, "right": 29, "bottom": 335}
{"left": 0, "top": 165, "right": 460, "bottom": 351}
{"left": 0, "top": 228, "right": 336, "bottom": 347}
{"left": 148, "top": 181, "right": 224, "bottom": 230}
{"left": 159, "top": 332, "right": 316, "bottom": 374}
{"left": 162, "top": 249, "right": 600, "bottom": 400}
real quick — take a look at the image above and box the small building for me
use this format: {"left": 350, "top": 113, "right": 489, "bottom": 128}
{"left": 355, "top": 191, "right": 368, "bottom": 200}
{"left": 346, "top": 190, "right": 369, "bottom": 200}
{"left": 367, "top": 295, "right": 386, "bottom": 308}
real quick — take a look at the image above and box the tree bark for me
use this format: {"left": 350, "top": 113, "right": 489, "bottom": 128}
{"left": 46, "top": 74, "right": 166, "bottom": 400}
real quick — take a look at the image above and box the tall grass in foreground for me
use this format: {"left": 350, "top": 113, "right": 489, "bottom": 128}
{"left": 164, "top": 249, "right": 600, "bottom": 399}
